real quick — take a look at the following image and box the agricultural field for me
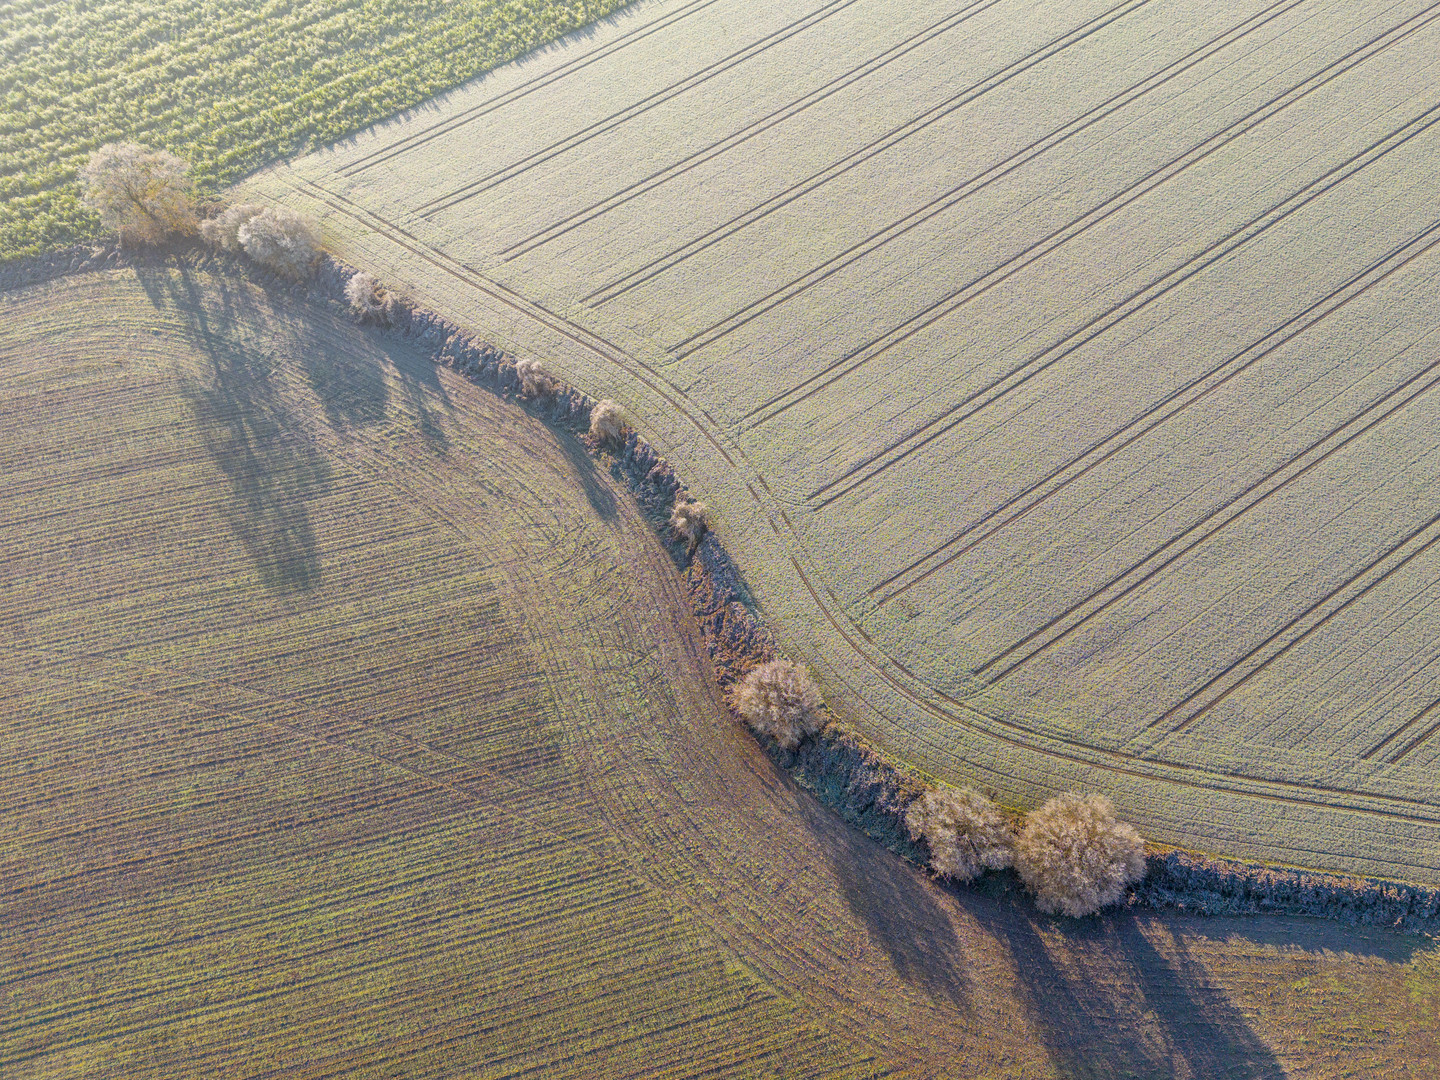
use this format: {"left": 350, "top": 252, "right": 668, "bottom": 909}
{"left": 248, "top": 0, "right": 1440, "bottom": 882}
{"left": 0, "top": 0, "right": 632, "bottom": 260}
{"left": 5, "top": 264, "right": 1440, "bottom": 1079}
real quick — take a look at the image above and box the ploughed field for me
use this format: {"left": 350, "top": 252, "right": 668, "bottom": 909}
{"left": 249, "top": 0, "right": 1440, "bottom": 881}
{"left": 6, "top": 269, "right": 1440, "bottom": 1080}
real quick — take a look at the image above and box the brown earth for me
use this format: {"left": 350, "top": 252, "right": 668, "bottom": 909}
{"left": 1, "top": 266, "right": 1437, "bottom": 1077}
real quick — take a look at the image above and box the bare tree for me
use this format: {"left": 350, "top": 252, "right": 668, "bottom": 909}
{"left": 199, "top": 202, "right": 264, "bottom": 251}
{"left": 589, "top": 398, "right": 625, "bottom": 445}
{"left": 79, "top": 143, "right": 196, "bottom": 243}
{"left": 670, "top": 498, "right": 709, "bottom": 554}
{"left": 1014, "top": 793, "right": 1146, "bottom": 917}
{"left": 733, "top": 659, "right": 824, "bottom": 750}
{"left": 344, "top": 271, "right": 396, "bottom": 324}
{"left": 236, "top": 206, "right": 319, "bottom": 280}
{"left": 200, "top": 202, "right": 320, "bottom": 279}
{"left": 515, "top": 358, "right": 555, "bottom": 398}
{"left": 904, "top": 786, "right": 1014, "bottom": 882}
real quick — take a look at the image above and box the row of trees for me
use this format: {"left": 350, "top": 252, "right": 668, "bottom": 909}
{"left": 83, "top": 141, "right": 1146, "bottom": 919}
{"left": 732, "top": 659, "right": 1147, "bottom": 917}
{"left": 78, "top": 142, "right": 319, "bottom": 279}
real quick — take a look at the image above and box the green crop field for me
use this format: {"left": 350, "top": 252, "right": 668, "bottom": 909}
{"left": 0, "top": 0, "right": 632, "bottom": 260}
{"left": 246, "top": 0, "right": 1440, "bottom": 883}
{"left": 5, "top": 264, "right": 1440, "bottom": 1079}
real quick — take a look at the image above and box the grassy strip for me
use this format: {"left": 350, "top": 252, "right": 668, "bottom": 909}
{"left": 11, "top": 238, "right": 1440, "bottom": 934}
{"left": 0, "top": 0, "right": 630, "bottom": 261}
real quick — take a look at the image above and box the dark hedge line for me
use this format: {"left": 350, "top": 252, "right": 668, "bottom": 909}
{"left": 10, "top": 240, "right": 1439, "bottom": 935}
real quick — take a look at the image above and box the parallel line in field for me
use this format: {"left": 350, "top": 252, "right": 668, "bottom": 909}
{"left": 296, "top": 178, "right": 742, "bottom": 469}
{"left": 787, "top": 551, "right": 1440, "bottom": 828}
{"left": 977, "top": 337, "right": 1440, "bottom": 683}
{"left": 1362, "top": 698, "right": 1440, "bottom": 762}
{"left": 584, "top": 0, "right": 1162, "bottom": 307}
{"left": 0, "top": 878, "right": 661, "bottom": 1065}
{"left": 339, "top": 0, "right": 726, "bottom": 176}
{"left": 761, "top": 4, "right": 1440, "bottom": 446}
{"left": 672, "top": 0, "right": 1320, "bottom": 360}
{"left": 413, "top": 0, "right": 868, "bottom": 217}
{"left": 299, "top": 178, "right": 1440, "bottom": 828}
{"left": 240, "top": 991, "right": 809, "bottom": 1080}
{"left": 1, "top": 845, "right": 507, "bottom": 989}
{"left": 870, "top": 192, "right": 1440, "bottom": 607}
{"left": 498, "top": 0, "right": 1008, "bottom": 260}
{"left": 238, "top": 983, "right": 794, "bottom": 1080}
{"left": 0, "top": 643, "right": 609, "bottom": 878}
{"left": 1151, "top": 509, "right": 1440, "bottom": 735}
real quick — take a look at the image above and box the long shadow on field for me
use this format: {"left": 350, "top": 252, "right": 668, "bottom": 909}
{"left": 821, "top": 819, "right": 972, "bottom": 1010}
{"left": 555, "top": 430, "right": 617, "bottom": 523}
{"left": 137, "top": 265, "right": 328, "bottom": 593}
{"left": 376, "top": 338, "right": 452, "bottom": 454}
{"left": 1179, "top": 914, "right": 1427, "bottom": 963}
{"left": 968, "top": 904, "right": 1286, "bottom": 1080}
{"left": 296, "top": 335, "right": 390, "bottom": 432}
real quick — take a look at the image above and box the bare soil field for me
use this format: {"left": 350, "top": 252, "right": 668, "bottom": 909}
{"left": 4, "top": 264, "right": 1440, "bottom": 1078}
{"left": 246, "top": 0, "right": 1440, "bottom": 882}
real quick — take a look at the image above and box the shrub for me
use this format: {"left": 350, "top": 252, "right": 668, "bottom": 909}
{"left": 344, "top": 271, "right": 395, "bottom": 323}
{"left": 733, "top": 659, "right": 824, "bottom": 750}
{"left": 199, "top": 202, "right": 265, "bottom": 252}
{"left": 1014, "top": 793, "right": 1146, "bottom": 917}
{"left": 589, "top": 398, "right": 625, "bottom": 444}
{"left": 670, "top": 498, "right": 709, "bottom": 550}
{"left": 79, "top": 143, "right": 196, "bottom": 244}
{"left": 904, "top": 787, "right": 1013, "bottom": 882}
{"left": 236, "top": 206, "right": 320, "bottom": 280}
{"left": 515, "top": 358, "right": 555, "bottom": 398}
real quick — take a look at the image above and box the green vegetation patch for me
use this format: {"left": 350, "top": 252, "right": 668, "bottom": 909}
{"left": 0, "top": 0, "right": 629, "bottom": 260}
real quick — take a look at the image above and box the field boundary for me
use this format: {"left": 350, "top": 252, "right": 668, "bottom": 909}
{"left": 10, "top": 241, "right": 1440, "bottom": 934}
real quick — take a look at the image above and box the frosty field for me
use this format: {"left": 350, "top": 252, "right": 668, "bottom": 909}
{"left": 247, "top": 0, "right": 1440, "bottom": 882}
{"left": 0, "top": 0, "right": 632, "bottom": 259}
{"left": 6, "top": 265, "right": 1440, "bottom": 1079}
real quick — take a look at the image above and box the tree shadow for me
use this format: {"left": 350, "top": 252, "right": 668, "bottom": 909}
{"left": 294, "top": 338, "right": 390, "bottom": 432}
{"left": 809, "top": 803, "right": 973, "bottom": 1011}
{"left": 965, "top": 899, "right": 1288, "bottom": 1080}
{"left": 379, "top": 340, "right": 452, "bottom": 454}
{"left": 1173, "top": 913, "right": 1429, "bottom": 964}
{"left": 135, "top": 264, "right": 329, "bottom": 593}
{"left": 555, "top": 430, "right": 617, "bottom": 522}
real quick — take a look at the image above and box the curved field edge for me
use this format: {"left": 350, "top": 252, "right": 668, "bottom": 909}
{"left": 242, "top": 165, "right": 1440, "bottom": 885}
{"left": 13, "top": 241, "right": 1436, "bottom": 933}
{"left": 6, "top": 250, "right": 1440, "bottom": 1079}
{"left": 0, "top": 0, "right": 634, "bottom": 261}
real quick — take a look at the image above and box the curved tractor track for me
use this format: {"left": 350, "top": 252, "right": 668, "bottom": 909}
{"left": 247, "top": 0, "right": 1440, "bottom": 884}
{"left": 6, "top": 259, "right": 1440, "bottom": 1079}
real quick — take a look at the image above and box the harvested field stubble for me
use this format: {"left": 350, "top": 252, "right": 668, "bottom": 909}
{"left": 247, "top": 0, "right": 1440, "bottom": 883}
{"left": 4, "top": 258, "right": 1440, "bottom": 1076}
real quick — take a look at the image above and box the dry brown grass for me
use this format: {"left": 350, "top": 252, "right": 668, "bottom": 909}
{"left": 1014, "top": 793, "right": 1146, "bottom": 917}
{"left": 733, "top": 659, "right": 824, "bottom": 750}
{"left": 904, "top": 787, "right": 1013, "bottom": 882}
{"left": 79, "top": 143, "right": 195, "bottom": 244}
